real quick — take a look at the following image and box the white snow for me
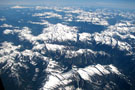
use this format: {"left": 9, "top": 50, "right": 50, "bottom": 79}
{"left": 77, "top": 69, "right": 90, "bottom": 81}
{"left": 28, "top": 20, "right": 51, "bottom": 26}
{"left": 11, "top": 5, "right": 28, "bottom": 9}
{"left": 33, "top": 12, "right": 62, "bottom": 19}
{"left": 46, "top": 43, "right": 65, "bottom": 51}
{"left": 0, "top": 17, "right": 6, "bottom": 21}
{"left": 108, "top": 64, "right": 121, "bottom": 75}
{"left": 3, "top": 23, "right": 78, "bottom": 43}
{"left": 79, "top": 33, "right": 91, "bottom": 42}
{"left": 76, "top": 10, "right": 109, "bottom": 26}
{"left": 38, "top": 23, "right": 78, "bottom": 42}
{"left": 0, "top": 41, "right": 21, "bottom": 56}
{"left": 41, "top": 64, "right": 121, "bottom": 90}
{"left": 3, "top": 29, "right": 13, "bottom": 34}
{"left": 0, "top": 24, "right": 13, "bottom": 28}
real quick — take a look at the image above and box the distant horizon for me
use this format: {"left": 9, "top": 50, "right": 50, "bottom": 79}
{"left": 0, "top": 0, "right": 134, "bottom": 9}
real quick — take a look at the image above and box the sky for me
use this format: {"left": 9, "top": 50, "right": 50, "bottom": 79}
{"left": 0, "top": 0, "right": 134, "bottom": 9}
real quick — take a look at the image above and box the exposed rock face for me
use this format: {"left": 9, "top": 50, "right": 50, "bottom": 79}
{"left": 0, "top": 6, "right": 135, "bottom": 90}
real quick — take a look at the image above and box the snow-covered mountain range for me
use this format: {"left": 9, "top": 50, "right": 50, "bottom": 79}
{"left": 0, "top": 6, "right": 135, "bottom": 90}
